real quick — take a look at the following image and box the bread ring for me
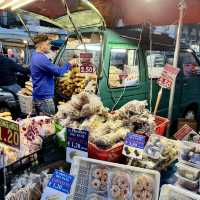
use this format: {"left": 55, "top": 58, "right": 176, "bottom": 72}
{"left": 141, "top": 191, "right": 153, "bottom": 200}
{"left": 133, "top": 191, "right": 142, "bottom": 200}
{"left": 121, "top": 188, "right": 129, "bottom": 198}
{"left": 111, "top": 185, "right": 121, "bottom": 198}
{"left": 91, "top": 179, "right": 101, "bottom": 190}
{"left": 93, "top": 169, "right": 102, "bottom": 179}
{"left": 134, "top": 175, "right": 153, "bottom": 192}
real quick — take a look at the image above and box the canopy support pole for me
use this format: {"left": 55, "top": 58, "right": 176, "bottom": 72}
{"left": 167, "top": 0, "right": 186, "bottom": 136}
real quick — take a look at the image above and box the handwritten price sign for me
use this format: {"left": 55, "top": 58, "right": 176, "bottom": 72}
{"left": 0, "top": 117, "right": 20, "bottom": 149}
{"left": 80, "top": 53, "right": 95, "bottom": 73}
{"left": 157, "top": 64, "right": 180, "bottom": 89}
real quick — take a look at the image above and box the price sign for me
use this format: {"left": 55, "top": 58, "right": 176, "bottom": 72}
{"left": 41, "top": 170, "right": 74, "bottom": 200}
{"left": 80, "top": 53, "right": 95, "bottom": 73}
{"left": 157, "top": 64, "right": 180, "bottom": 89}
{"left": 123, "top": 133, "right": 146, "bottom": 160}
{"left": 80, "top": 63, "right": 94, "bottom": 73}
{"left": 66, "top": 128, "right": 89, "bottom": 163}
{"left": 48, "top": 170, "right": 74, "bottom": 194}
{"left": 0, "top": 117, "right": 20, "bottom": 149}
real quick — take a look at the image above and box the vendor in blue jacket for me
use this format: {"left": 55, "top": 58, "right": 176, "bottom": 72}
{"left": 31, "top": 34, "right": 77, "bottom": 116}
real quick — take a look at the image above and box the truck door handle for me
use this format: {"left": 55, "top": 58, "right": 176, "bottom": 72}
{"left": 184, "top": 82, "right": 188, "bottom": 86}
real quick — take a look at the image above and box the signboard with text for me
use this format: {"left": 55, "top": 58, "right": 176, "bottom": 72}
{"left": 79, "top": 53, "right": 95, "bottom": 73}
{"left": 41, "top": 170, "right": 74, "bottom": 200}
{"left": 157, "top": 64, "right": 180, "bottom": 89}
{"left": 66, "top": 128, "right": 89, "bottom": 163}
{"left": 123, "top": 133, "right": 146, "bottom": 160}
{"left": 0, "top": 117, "right": 20, "bottom": 149}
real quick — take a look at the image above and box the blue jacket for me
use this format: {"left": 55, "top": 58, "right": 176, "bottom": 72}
{"left": 30, "top": 52, "right": 71, "bottom": 100}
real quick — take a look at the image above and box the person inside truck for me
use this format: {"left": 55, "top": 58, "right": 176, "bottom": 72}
{"left": 0, "top": 52, "right": 30, "bottom": 94}
{"left": 31, "top": 34, "right": 78, "bottom": 116}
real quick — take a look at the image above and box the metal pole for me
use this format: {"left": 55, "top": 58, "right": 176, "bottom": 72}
{"left": 167, "top": 0, "right": 186, "bottom": 136}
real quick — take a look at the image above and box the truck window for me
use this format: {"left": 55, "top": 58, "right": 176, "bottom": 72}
{"left": 109, "top": 49, "right": 139, "bottom": 88}
{"left": 181, "top": 52, "right": 200, "bottom": 78}
{"left": 58, "top": 33, "right": 102, "bottom": 71}
{"left": 146, "top": 51, "right": 174, "bottom": 79}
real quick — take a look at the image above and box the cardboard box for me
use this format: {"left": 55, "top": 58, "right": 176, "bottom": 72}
{"left": 177, "top": 118, "right": 197, "bottom": 131}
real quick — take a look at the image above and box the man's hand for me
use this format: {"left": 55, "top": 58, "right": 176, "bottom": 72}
{"left": 69, "top": 58, "right": 78, "bottom": 66}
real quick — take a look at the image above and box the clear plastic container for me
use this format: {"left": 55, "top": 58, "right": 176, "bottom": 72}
{"left": 176, "top": 173, "right": 199, "bottom": 192}
{"left": 70, "top": 157, "right": 160, "bottom": 200}
{"left": 159, "top": 184, "right": 200, "bottom": 200}
{"left": 176, "top": 162, "right": 200, "bottom": 181}
{"left": 179, "top": 141, "right": 200, "bottom": 168}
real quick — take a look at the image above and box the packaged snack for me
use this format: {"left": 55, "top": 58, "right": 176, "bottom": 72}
{"left": 70, "top": 157, "right": 160, "bottom": 200}
{"left": 179, "top": 141, "right": 200, "bottom": 168}
{"left": 176, "top": 162, "right": 200, "bottom": 181}
{"left": 144, "top": 134, "right": 167, "bottom": 159}
{"left": 143, "top": 134, "right": 179, "bottom": 170}
{"left": 109, "top": 171, "right": 132, "bottom": 200}
{"left": 176, "top": 173, "right": 199, "bottom": 192}
{"left": 159, "top": 184, "right": 200, "bottom": 200}
{"left": 132, "top": 174, "right": 154, "bottom": 200}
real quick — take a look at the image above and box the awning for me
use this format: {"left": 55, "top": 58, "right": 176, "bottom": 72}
{"left": 18, "top": 0, "right": 104, "bottom": 30}
{"left": 19, "top": 0, "right": 200, "bottom": 28}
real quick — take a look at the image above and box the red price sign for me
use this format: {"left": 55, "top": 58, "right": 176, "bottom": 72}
{"left": 157, "top": 64, "right": 180, "bottom": 89}
{"left": 0, "top": 118, "right": 20, "bottom": 149}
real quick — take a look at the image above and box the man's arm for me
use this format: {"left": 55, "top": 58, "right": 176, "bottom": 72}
{"left": 40, "top": 55, "right": 71, "bottom": 77}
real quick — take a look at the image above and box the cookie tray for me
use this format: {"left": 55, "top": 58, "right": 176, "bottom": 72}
{"left": 68, "top": 156, "right": 160, "bottom": 200}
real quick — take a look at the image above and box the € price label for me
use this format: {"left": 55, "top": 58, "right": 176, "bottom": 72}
{"left": 123, "top": 133, "right": 146, "bottom": 160}
{"left": 47, "top": 170, "right": 74, "bottom": 194}
{"left": 79, "top": 52, "right": 95, "bottom": 73}
{"left": 157, "top": 64, "right": 180, "bottom": 89}
{"left": 67, "top": 128, "right": 89, "bottom": 151}
{"left": 66, "top": 128, "right": 89, "bottom": 163}
{"left": 80, "top": 63, "right": 94, "bottom": 73}
{"left": 0, "top": 117, "right": 20, "bottom": 149}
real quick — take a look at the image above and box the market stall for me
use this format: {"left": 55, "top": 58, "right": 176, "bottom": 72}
{"left": 1, "top": 0, "right": 200, "bottom": 200}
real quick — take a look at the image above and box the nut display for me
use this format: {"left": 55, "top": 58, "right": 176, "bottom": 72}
{"left": 179, "top": 141, "right": 200, "bottom": 167}
{"left": 58, "top": 66, "right": 97, "bottom": 97}
{"left": 159, "top": 184, "right": 200, "bottom": 200}
{"left": 20, "top": 80, "right": 32, "bottom": 96}
{"left": 176, "top": 162, "right": 200, "bottom": 181}
{"left": 0, "top": 112, "right": 12, "bottom": 120}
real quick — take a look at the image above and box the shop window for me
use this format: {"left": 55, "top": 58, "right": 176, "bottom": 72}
{"left": 109, "top": 49, "right": 140, "bottom": 88}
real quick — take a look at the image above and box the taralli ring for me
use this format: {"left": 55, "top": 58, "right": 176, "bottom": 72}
{"left": 111, "top": 185, "right": 121, "bottom": 198}
{"left": 91, "top": 179, "right": 101, "bottom": 190}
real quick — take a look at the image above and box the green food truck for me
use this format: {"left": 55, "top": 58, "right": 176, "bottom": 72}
{"left": 20, "top": 0, "right": 200, "bottom": 123}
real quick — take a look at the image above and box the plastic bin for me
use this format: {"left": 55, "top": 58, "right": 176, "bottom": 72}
{"left": 70, "top": 157, "right": 160, "bottom": 200}
{"left": 155, "top": 116, "right": 169, "bottom": 136}
{"left": 18, "top": 92, "right": 33, "bottom": 114}
{"left": 88, "top": 142, "right": 124, "bottom": 162}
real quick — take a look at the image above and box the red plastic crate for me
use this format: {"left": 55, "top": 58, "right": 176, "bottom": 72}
{"left": 88, "top": 116, "right": 169, "bottom": 162}
{"left": 155, "top": 116, "right": 169, "bottom": 136}
{"left": 88, "top": 142, "right": 124, "bottom": 162}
